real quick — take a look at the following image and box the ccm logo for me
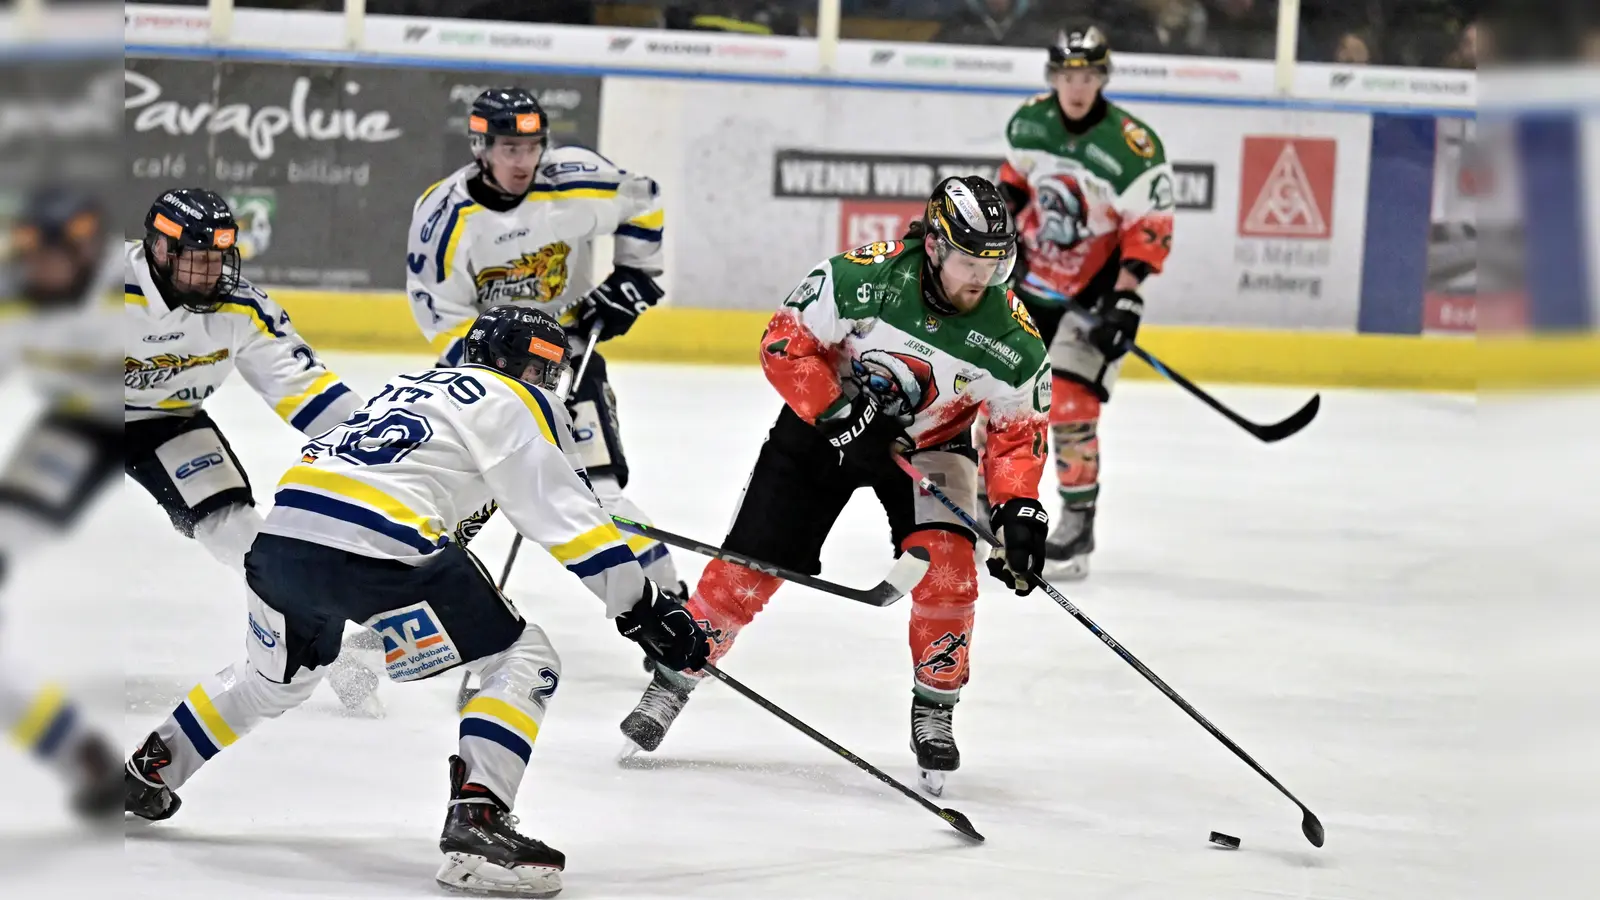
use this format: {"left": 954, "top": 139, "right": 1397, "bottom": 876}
{"left": 175, "top": 452, "right": 225, "bottom": 480}
{"left": 143, "top": 332, "right": 184, "bottom": 343}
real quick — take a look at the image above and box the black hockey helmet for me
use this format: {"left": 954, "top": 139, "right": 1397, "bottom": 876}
{"left": 1048, "top": 26, "right": 1112, "bottom": 77}
{"left": 468, "top": 88, "right": 549, "bottom": 148}
{"left": 920, "top": 175, "right": 1017, "bottom": 288}
{"left": 11, "top": 184, "right": 106, "bottom": 307}
{"left": 142, "top": 187, "right": 241, "bottom": 313}
{"left": 464, "top": 304, "right": 569, "bottom": 391}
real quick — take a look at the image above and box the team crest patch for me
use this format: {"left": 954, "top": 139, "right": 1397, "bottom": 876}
{"left": 1122, "top": 119, "right": 1156, "bottom": 159}
{"left": 473, "top": 242, "right": 571, "bottom": 304}
{"left": 924, "top": 314, "right": 941, "bottom": 333}
{"left": 363, "top": 602, "right": 462, "bottom": 682}
{"left": 954, "top": 372, "right": 971, "bottom": 393}
{"left": 843, "top": 241, "right": 904, "bottom": 266}
{"left": 124, "top": 349, "right": 232, "bottom": 391}
{"left": 850, "top": 349, "right": 938, "bottom": 417}
{"left": 1007, "top": 292, "right": 1041, "bottom": 340}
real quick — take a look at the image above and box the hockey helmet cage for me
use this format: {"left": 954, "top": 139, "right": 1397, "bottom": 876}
{"left": 465, "top": 304, "right": 570, "bottom": 391}
{"left": 1048, "top": 26, "right": 1112, "bottom": 76}
{"left": 142, "top": 187, "right": 242, "bottom": 313}
{"left": 12, "top": 185, "right": 106, "bottom": 306}
{"left": 922, "top": 176, "right": 1018, "bottom": 287}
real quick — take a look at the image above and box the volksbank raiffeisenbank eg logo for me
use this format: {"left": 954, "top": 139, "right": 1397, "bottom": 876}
{"left": 123, "top": 69, "right": 403, "bottom": 160}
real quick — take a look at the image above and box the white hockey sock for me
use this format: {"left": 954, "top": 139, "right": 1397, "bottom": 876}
{"left": 457, "top": 623, "right": 560, "bottom": 806}
{"left": 193, "top": 503, "right": 265, "bottom": 578}
{"left": 156, "top": 659, "right": 321, "bottom": 790}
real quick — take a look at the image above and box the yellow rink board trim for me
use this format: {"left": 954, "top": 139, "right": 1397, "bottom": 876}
{"left": 271, "top": 291, "right": 1600, "bottom": 391}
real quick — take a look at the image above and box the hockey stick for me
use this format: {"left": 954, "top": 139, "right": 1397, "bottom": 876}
{"left": 612, "top": 516, "right": 929, "bottom": 608}
{"left": 459, "top": 325, "right": 605, "bottom": 710}
{"left": 1130, "top": 344, "right": 1319, "bottom": 443}
{"left": 893, "top": 455, "right": 1326, "bottom": 848}
{"left": 699, "top": 660, "right": 983, "bottom": 842}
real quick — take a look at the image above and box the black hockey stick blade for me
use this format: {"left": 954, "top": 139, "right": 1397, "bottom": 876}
{"left": 613, "top": 517, "right": 929, "bottom": 608}
{"left": 702, "top": 662, "right": 983, "bottom": 842}
{"left": 1130, "top": 344, "right": 1319, "bottom": 443}
{"left": 895, "top": 455, "right": 1324, "bottom": 847}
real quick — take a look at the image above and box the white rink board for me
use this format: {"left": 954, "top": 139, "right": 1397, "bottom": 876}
{"left": 0, "top": 355, "right": 1509, "bottom": 898}
{"left": 600, "top": 77, "right": 1373, "bottom": 329}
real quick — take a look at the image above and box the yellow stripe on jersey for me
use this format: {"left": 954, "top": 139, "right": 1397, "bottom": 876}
{"left": 441, "top": 204, "right": 486, "bottom": 280}
{"left": 478, "top": 369, "right": 559, "bottom": 446}
{"left": 185, "top": 684, "right": 239, "bottom": 748}
{"left": 124, "top": 290, "right": 148, "bottom": 307}
{"left": 216, "top": 301, "right": 276, "bottom": 337}
{"left": 627, "top": 209, "right": 664, "bottom": 230}
{"left": 549, "top": 521, "right": 628, "bottom": 565}
{"left": 278, "top": 465, "right": 446, "bottom": 541}
{"left": 625, "top": 533, "right": 658, "bottom": 556}
{"left": 273, "top": 371, "right": 340, "bottom": 421}
{"left": 528, "top": 188, "right": 618, "bottom": 202}
{"left": 460, "top": 696, "right": 541, "bottom": 745}
{"left": 415, "top": 176, "right": 449, "bottom": 211}
{"left": 429, "top": 319, "right": 475, "bottom": 355}
{"left": 9, "top": 684, "right": 65, "bottom": 746}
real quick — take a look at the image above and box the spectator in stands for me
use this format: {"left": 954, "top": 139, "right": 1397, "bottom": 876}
{"left": 932, "top": 0, "right": 1061, "bottom": 47}
{"left": 1442, "top": 20, "right": 1478, "bottom": 68}
{"left": 1332, "top": 29, "right": 1373, "bottom": 63}
{"left": 1204, "top": 0, "right": 1279, "bottom": 60}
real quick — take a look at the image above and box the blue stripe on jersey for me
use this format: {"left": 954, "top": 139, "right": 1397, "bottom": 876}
{"left": 435, "top": 198, "right": 475, "bottom": 282}
{"left": 615, "top": 223, "right": 662, "bottom": 242}
{"left": 565, "top": 544, "right": 635, "bottom": 579}
{"left": 475, "top": 366, "right": 562, "bottom": 445}
{"left": 289, "top": 382, "right": 352, "bottom": 432}
{"left": 224, "top": 292, "right": 286, "bottom": 337}
{"left": 635, "top": 541, "right": 670, "bottom": 568}
{"left": 173, "top": 703, "right": 219, "bottom": 760}
{"left": 529, "top": 180, "right": 620, "bottom": 194}
{"left": 460, "top": 717, "right": 532, "bottom": 764}
{"left": 125, "top": 283, "right": 144, "bottom": 296}
{"left": 274, "top": 488, "right": 444, "bottom": 555}
{"left": 33, "top": 705, "right": 76, "bottom": 758}
{"left": 443, "top": 338, "right": 467, "bottom": 366}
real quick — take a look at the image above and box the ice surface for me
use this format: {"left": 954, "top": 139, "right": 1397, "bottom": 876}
{"left": 0, "top": 356, "right": 1509, "bottom": 898}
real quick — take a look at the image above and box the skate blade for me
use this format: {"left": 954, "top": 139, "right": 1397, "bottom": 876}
{"left": 616, "top": 739, "right": 646, "bottom": 762}
{"left": 436, "top": 852, "right": 562, "bottom": 897}
{"left": 918, "top": 768, "right": 947, "bottom": 797}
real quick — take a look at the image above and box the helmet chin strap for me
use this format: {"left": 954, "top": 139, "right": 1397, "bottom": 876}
{"left": 920, "top": 254, "right": 959, "bottom": 317}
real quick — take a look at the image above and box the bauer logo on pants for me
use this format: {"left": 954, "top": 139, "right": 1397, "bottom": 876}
{"left": 1238, "top": 137, "right": 1337, "bottom": 239}
{"left": 364, "top": 602, "right": 462, "bottom": 682}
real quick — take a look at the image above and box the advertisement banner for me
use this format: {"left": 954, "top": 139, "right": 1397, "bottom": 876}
{"left": 122, "top": 57, "right": 602, "bottom": 291}
{"left": 1294, "top": 63, "right": 1475, "bottom": 110}
{"left": 603, "top": 78, "right": 1371, "bottom": 329}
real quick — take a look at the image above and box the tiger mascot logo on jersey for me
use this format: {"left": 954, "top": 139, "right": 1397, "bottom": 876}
{"left": 842, "top": 241, "right": 904, "bottom": 266}
{"left": 124, "top": 349, "right": 233, "bottom": 391}
{"left": 474, "top": 242, "right": 571, "bottom": 304}
{"left": 850, "top": 349, "right": 938, "bottom": 419}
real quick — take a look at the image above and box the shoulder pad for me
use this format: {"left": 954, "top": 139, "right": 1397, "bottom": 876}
{"left": 539, "top": 145, "right": 623, "bottom": 183}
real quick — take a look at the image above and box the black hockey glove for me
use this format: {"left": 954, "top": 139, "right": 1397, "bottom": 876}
{"left": 986, "top": 498, "right": 1048, "bottom": 596}
{"left": 579, "top": 266, "right": 664, "bottom": 340}
{"left": 615, "top": 580, "right": 710, "bottom": 672}
{"left": 1084, "top": 290, "right": 1144, "bottom": 361}
{"left": 817, "top": 391, "right": 912, "bottom": 469}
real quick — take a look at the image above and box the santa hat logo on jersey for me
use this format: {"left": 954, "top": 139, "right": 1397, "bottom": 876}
{"left": 850, "top": 350, "right": 938, "bottom": 418}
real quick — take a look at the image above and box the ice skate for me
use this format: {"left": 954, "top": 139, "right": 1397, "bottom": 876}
{"left": 618, "top": 667, "right": 696, "bottom": 758}
{"left": 1043, "top": 502, "right": 1095, "bottom": 581}
{"left": 124, "top": 732, "right": 181, "bottom": 821}
{"left": 911, "top": 695, "right": 960, "bottom": 797}
{"left": 436, "top": 755, "right": 564, "bottom": 897}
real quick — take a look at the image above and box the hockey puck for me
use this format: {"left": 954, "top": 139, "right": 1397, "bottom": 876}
{"left": 1209, "top": 831, "right": 1241, "bottom": 850}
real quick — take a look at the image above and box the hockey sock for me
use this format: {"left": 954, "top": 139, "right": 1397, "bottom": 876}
{"left": 156, "top": 659, "right": 321, "bottom": 790}
{"left": 683, "top": 559, "right": 784, "bottom": 671}
{"left": 905, "top": 530, "right": 978, "bottom": 705}
{"left": 457, "top": 624, "right": 560, "bottom": 806}
{"left": 1050, "top": 375, "right": 1100, "bottom": 506}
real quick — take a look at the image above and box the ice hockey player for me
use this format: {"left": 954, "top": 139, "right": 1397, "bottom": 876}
{"left": 994, "top": 26, "right": 1176, "bottom": 579}
{"left": 123, "top": 305, "right": 710, "bottom": 898}
{"left": 124, "top": 188, "right": 382, "bottom": 713}
{"left": 619, "top": 176, "right": 1051, "bottom": 796}
{"left": 0, "top": 186, "right": 125, "bottom": 821}
{"left": 405, "top": 87, "right": 679, "bottom": 593}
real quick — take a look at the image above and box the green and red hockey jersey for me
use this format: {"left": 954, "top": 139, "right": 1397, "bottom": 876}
{"left": 760, "top": 240, "right": 1050, "bottom": 505}
{"left": 999, "top": 94, "right": 1176, "bottom": 304}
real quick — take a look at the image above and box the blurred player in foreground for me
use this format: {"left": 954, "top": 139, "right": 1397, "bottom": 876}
{"left": 994, "top": 26, "right": 1177, "bottom": 578}
{"left": 406, "top": 87, "right": 680, "bottom": 593}
{"left": 124, "top": 306, "right": 709, "bottom": 898}
{"left": 0, "top": 187, "right": 124, "bottom": 821}
{"left": 123, "top": 188, "right": 384, "bottom": 714}
{"left": 619, "top": 176, "right": 1050, "bottom": 796}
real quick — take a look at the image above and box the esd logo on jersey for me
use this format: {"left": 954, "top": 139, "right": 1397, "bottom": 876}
{"left": 364, "top": 602, "right": 462, "bottom": 682}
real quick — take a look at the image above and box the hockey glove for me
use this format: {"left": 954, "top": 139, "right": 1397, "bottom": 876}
{"left": 616, "top": 580, "right": 710, "bottom": 672}
{"left": 817, "top": 391, "right": 912, "bottom": 469}
{"left": 986, "top": 498, "right": 1048, "bottom": 595}
{"left": 579, "top": 266, "right": 665, "bottom": 340}
{"left": 1085, "top": 290, "right": 1144, "bottom": 361}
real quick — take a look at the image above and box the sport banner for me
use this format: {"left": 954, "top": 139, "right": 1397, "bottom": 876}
{"left": 122, "top": 57, "right": 602, "bottom": 291}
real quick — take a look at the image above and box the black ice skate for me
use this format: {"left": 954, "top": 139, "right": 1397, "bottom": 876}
{"left": 911, "top": 695, "right": 960, "bottom": 798}
{"left": 124, "top": 732, "right": 182, "bottom": 821}
{"left": 69, "top": 733, "right": 125, "bottom": 822}
{"left": 1044, "top": 501, "right": 1096, "bottom": 581}
{"left": 618, "top": 668, "right": 696, "bottom": 758}
{"left": 436, "top": 755, "right": 564, "bottom": 898}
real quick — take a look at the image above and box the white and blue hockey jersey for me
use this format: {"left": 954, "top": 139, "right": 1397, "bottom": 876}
{"left": 260, "top": 365, "right": 644, "bottom": 617}
{"left": 123, "top": 241, "right": 360, "bottom": 435}
{"left": 405, "top": 146, "right": 664, "bottom": 366}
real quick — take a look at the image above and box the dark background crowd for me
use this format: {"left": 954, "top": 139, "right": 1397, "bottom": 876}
{"left": 171, "top": 0, "right": 1600, "bottom": 67}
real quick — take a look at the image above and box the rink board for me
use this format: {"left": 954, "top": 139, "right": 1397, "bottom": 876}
{"left": 271, "top": 291, "right": 1597, "bottom": 391}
